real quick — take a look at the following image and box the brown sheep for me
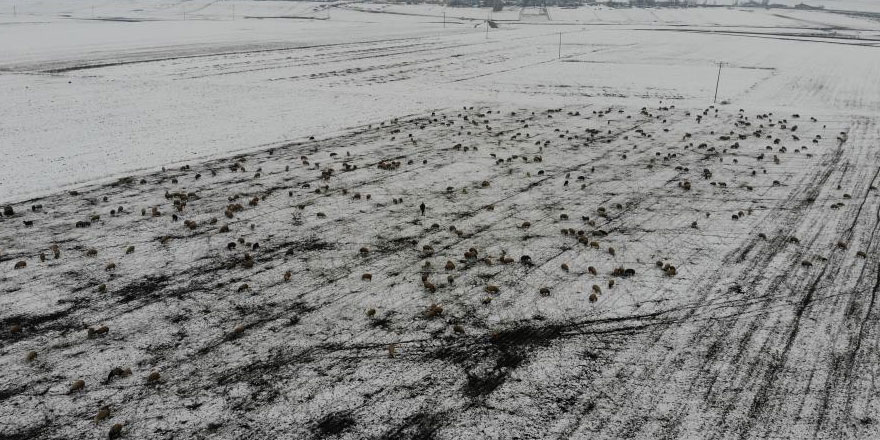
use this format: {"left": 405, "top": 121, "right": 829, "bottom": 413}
{"left": 589, "top": 292, "right": 598, "bottom": 303}
{"left": 109, "top": 423, "right": 124, "bottom": 439}
{"left": 485, "top": 285, "right": 500, "bottom": 294}
{"left": 70, "top": 379, "right": 85, "bottom": 393}
{"left": 425, "top": 303, "right": 443, "bottom": 318}
{"left": 362, "top": 273, "right": 373, "bottom": 281}
{"left": 14, "top": 261, "right": 26, "bottom": 269}
{"left": 539, "top": 287, "right": 550, "bottom": 297}
{"left": 561, "top": 263, "right": 570, "bottom": 272}
{"left": 95, "top": 406, "right": 111, "bottom": 423}
{"left": 146, "top": 371, "right": 161, "bottom": 383}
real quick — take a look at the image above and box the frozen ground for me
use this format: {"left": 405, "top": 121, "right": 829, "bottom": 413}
{"left": 2, "top": 1, "right": 880, "bottom": 439}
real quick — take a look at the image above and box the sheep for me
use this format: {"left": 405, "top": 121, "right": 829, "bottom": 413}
{"left": 109, "top": 423, "right": 124, "bottom": 439}
{"left": 362, "top": 273, "right": 373, "bottom": 281}
{"left": 14, "top": 261, "right": 26, "bottom": 269}
{"left": 146, "top": 371, "right": 161, "bottom": 383}
{"left": 425, "top": 304, "right": 443, "bottom": 318}
{"left": 485, "top": 285, "right": 500, "bottom": 294}
{"left": 69, "top": 379, "right": 86, "bottom": 393}
{"left": 561, "top": 263, "right": 570, "bottom": 272}
{"left": 588, "top": 266, "right": 597, "bottom": 276}
{"left": 107, "top": 367, "right": 132, "bottom": 381}
{"left": 589, "top": 292, "right": 598, "bottom": 303}
{"left": 539, "top": 287, "right": 550, "bottom": 297}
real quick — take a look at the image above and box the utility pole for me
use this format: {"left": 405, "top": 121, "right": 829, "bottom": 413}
{"left": 558, "top": 32, "right": 562, "bottom": 58}
{"left": 713, "top": 61, "right": 724, "bottom": 103}
{"left": 443, "top": 11, "right": 445, "bottom": 28}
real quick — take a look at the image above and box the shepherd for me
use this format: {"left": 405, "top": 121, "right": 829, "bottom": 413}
{"left": 420, "top": 202, "right": 426, "bottom": 216}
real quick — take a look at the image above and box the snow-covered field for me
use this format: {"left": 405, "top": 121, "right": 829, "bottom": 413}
{"left": 2, "top": 1, "right": 880, "bottom": 439}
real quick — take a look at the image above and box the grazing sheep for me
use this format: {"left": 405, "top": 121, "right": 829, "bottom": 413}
{"left": 588, "top": 266, "right": 597, "bottom": 276}
{"left": 109, "top": 423, "right": 124, "bottom": 439}
{"left": 362, "top": 273, "right": 373, "bottom": 281}
{"left": 425, "top": 304, "right": 443, "bottom": 318}
{"left": 70, "top": 379, "right": 85, "bottom": 393}
{"left": 14, "top": 261, "right": 26, "bottom": 269}
{"left": 107, "top": 367, "right": 132, "bottom": 381}
{"left": 485, "top": 285, "right": 500, "bottom": 294}
{"left": 589, "top": 292, "right": 598, "bottom": 303}
{"left": 539, "top": 287, "right": 550, "bottom": 297}
{"left": 146, "top": 371, "right": 161, "bottom": 383}
{"left": 561, "top": 263, "right": 570, "bottom": 272}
